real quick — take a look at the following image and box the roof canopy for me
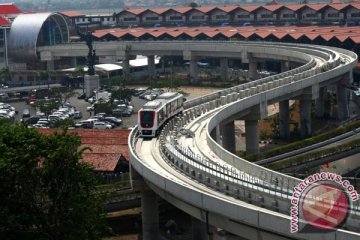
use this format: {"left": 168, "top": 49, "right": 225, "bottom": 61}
{"left": 8, "top": 12, "right": 69, "bottom": 62}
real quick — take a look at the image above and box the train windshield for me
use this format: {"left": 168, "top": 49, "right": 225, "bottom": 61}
{"left": 140, "top": 111, "right": 155, "bottom": 128}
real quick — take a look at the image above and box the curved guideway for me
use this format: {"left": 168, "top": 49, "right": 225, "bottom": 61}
{"left": 127, "top": 41, "right": 360, "bottom": 239}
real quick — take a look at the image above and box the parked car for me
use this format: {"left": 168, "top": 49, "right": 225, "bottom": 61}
{"left": 22, "top": 108, "right": 30, "bottom": 118}
{"left": 37, "top": 120, "right": 49, "bottom": 126}
{"left": 86, "top": 105, "right": 94, "bottom": 111}
{"left": 33, "top": 123, "right": 49, "bottom": 129}
{"left": 48, "top": 115, "right": 61, "bottom": 122}
{"left": 93, "top": 121, "right": 112, "bottom": 129}
{"left": 117, "top": 104, "right": 134, "bottom": 113}
{"left": 144, "top": 93, "right": 158, "bottom": 101}
{"left": 104, "top": 116, "right": 122, "bottom": 126}
{"left": 0, "top": 109, "right": 15, "bottom": 118}
{"left": 77, "top": 93, "right": 86, "bottom": 99}
{"left": 133, "top": 88, "right": 147, "bottom": 96}
{"left": 0, "top": 114, "right": 11, "bottom": 120}
{"left": 112, "top": 108, "right": 131, "bottom": 117}
{"left": 24, "top": 115, "right": 41, "bottom": 124}
{"left": 103, "top": 121, "right": 117, "bottom": 128}
{"left": 74, "top": 120, "right": 93, "bottom": 129}
{"left": 73, "top": 111, "right": 82, "bottom": 119}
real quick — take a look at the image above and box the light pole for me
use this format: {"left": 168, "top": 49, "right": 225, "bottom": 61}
{"left": 169, "top": 60, "right": 173, "bottom": 91}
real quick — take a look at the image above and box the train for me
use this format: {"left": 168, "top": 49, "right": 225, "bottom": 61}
{"left": 138, "top": 92, "right": 184, "bottom": 138}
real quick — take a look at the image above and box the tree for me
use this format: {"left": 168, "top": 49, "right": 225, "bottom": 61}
{"left": 34, "top": 98, "right": 61, "bottom": 117}
{"left": 50, "top": 87, "right": 76, "bottom": 105}
{"left": 188, "top": 2, "right": 198, "bottom": 7}
{"left": 110, "top": 87, "right": 135, "bottom": 102}
{"left": 0, "top": 66, "right": 11, "bottom": 85}
{"left": 0, "top": 123, "right": 108, "bottom": 240}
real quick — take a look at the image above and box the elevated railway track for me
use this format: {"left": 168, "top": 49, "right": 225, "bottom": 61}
{"left": 39, "top": 40, "right": 360, "bottom": 239}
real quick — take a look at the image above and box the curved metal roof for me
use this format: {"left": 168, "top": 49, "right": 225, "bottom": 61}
{"left": 8, "top": 12, "right": 69, "bottom": 62}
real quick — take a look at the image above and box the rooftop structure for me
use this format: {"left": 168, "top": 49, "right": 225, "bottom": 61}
{"left": 37, "top": 129, "right": 130, "bottom": 172}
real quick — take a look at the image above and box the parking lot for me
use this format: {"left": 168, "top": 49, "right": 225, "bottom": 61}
{"left": 4, "top": 86, "right": 218, "bottom": 129}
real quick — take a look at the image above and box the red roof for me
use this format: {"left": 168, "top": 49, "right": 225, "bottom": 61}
{"left": 37, "top": 129, "right": 130, "bottom": 172}
{"left": 305, "top": 3, "right": 328, "bottom": 11}
{"left": 218, "top": 6, "right": 240, "bottom": 13}
{"left": 327, "top": 3, "right": 349, "bottom": 10}
{"left": 93, "top": 25, "right": 360, "bottom": 44}
{"left": 60, "top": 10, "right": 84, "bottom": 17}
{"left": 262, "top": 5, "right": 283, "bottom": 12}
{"left": 150, "top": 7, "right": 171, "bottom": 15}
{"left": 124, "top": 8, "right": 146, "bottom": 15}
{"left": 285, "top": 4, "right": 306, "bottom": 11}
{"left": 172, "top": 6, "right": 193, "bottom": 14}
{"left": 0, "top": 15, "right": 10, "bottom": 26}
{"left": 240, "top": 5, "right": 261, "bottom": 12}
{"left": 196, "top": 6, "right": 216, "bottom": 13}
{"left": 114, "top": 2, "right": 360, "bottom": 18}
{"left": 0, "top": 3, "right": 21, "bottom": 14}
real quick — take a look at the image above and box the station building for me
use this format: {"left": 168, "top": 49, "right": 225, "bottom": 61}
{"left": 2, "top": 2, "right": 360, "bottom": 87}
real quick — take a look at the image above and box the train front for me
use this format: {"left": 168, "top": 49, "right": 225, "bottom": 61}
{"left": 138, "top": 100, "right": 162, "bottom": 137}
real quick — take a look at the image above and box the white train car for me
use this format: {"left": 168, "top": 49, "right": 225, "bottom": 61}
{"left": 138, "top": 92, "right": 184, "bottom": 137}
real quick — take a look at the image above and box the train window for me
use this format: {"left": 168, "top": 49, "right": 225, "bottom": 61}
{"left": 177, "top": 98, "right": 182, "bottom": 108}
{"left": 174, "top": 100, "right": 178, "bottom": 110}
{"left": 158, "top": 109, "right": 164, "bottom": 123}
{"left": 166, "top": 104, "right": 170, "bottom": 116}
{"left": 140, "top": 111, "right": 155, "bottom": 128}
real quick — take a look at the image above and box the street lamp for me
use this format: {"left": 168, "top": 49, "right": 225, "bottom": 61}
{"left": 169, "top": 60, "right": 173, "bottom": 91}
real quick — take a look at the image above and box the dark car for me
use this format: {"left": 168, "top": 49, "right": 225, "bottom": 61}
{"left": 77, "top": 93, "right": 86, "bottom": 99}
{"left": 23, "top": 115, "right": 41, "bottom": 124}
{"left": 22, "top": 108, "right": 30, "bottom": 118}
{"left": 104, "top": 116, "right": 122, "bottom": 126}
{"left": 112, "top": 108, "right": 131, "bottom": 117}
{"left": 74, "top": 120, "right": 93, "bottom": 129}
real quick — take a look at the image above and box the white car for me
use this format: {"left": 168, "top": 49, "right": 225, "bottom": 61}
{"left": 33, "top": 123, "right": 49, "bottom": 129}
{"left": 37, "top": 119, "right": 49, "bottom": 125}
{"left": 0, "top": 109, "right": 15, "bottom": 118}
{"left": 0, "top": 103, "right": 15, "bottom": 111}
{"left": 52, "top": 112, "right": 68, "bottom": 120}
{"left": 93, "top": 121, "right": 112, "bottom": 129}
{"left": 48, "top": 115, "right": 61, "bottom": 122}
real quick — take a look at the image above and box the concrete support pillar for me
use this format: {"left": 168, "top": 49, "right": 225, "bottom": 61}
{"left": 46, "top": 61, "right": 55, "bottom": 85}
{"left": 315, "top": 87, "right": 326, "bottom": 119}
{"left": 280, "top": 61, "right": 289, "bottom": 72}
{"left": 192, "top": 217, "right": 208, "bottom": 240}
{"left": 123, "top": 58, "right": 130, "bottom": 78}
{"left": 337, "top": 78, "right": 350, "bottom": 121}
{"left": 147, "top": 55, "right": 155, "bottom": 79}
{"left": 46, "top": 60, "right": 54, "bottom": 71}
{"left": 279, "top": 100, "right": 290, "bottom": 139}
{"left": 220, "top": 57, "right": 228, "bottom": 81}
{"left": 222, "top": 121, "right": 236, "bottom": 153}
{"left": 300, "top": 98, "right": 312, "bottom": 138}
{"left": 216, "top": 125, "right": 221, "bottom": 144}
{"left": 245, "top": 120, "right": 259, "bottom": 154}
{"left": 141, "top": 189, "right": 159, "bottom": 240}
{"left": 249, "top": 60, "right": 258, "bottom": 80}
{"left": 84, "top": 74, "right": 100, "bottom": 98}
{"left": 70, "top": 57, "right": 77, "bottom": 67}
{"left": 190, "top": 55, "right": 198, "bottom": 84}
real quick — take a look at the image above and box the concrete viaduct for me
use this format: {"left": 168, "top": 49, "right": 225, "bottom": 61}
{"left": 38, "top": 41, "right": 360, "bottom": 239}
